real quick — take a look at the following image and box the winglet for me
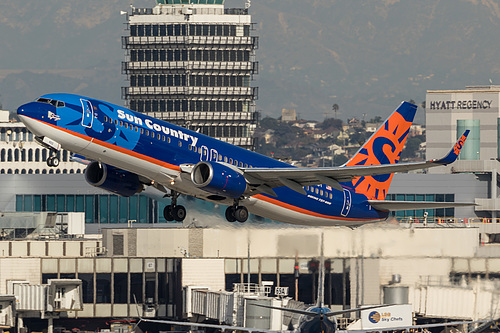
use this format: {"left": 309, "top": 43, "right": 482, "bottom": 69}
{"left": 434, "top": 130, "right": 470, "bottom": 165}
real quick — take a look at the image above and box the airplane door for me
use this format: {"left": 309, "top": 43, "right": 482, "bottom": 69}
{"left": 341, "top": 189, "right": 352, "bottom": 217}
{"left": 210, "top": 149, "right": 218, "bottom": 162}
{"left": 81, "top": 99, "right": 93, "bottom": 128}
{"left": 200, "top": 146, "right": 209, "bottom": 161}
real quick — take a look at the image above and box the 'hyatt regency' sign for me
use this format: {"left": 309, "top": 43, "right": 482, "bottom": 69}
{"left": 429, "top": 100, "right": 493, "bottom": 110}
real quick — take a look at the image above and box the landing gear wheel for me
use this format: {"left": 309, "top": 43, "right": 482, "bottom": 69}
{"left": 225, "top": 206, "right": 236, "bottom": 222}
{"left": 163, "top": 205, "right": 174, "bottom": 222}
{"left": 173, "top": 205, "right": 186, "bottom": 222}
{"left": 234, "top": 206, "right": 248, "bottom": 223}
{"left": 46, "top": 155, "right": 60, "bottom": 167}
{"left": 51, "top": 157, "right": 60, "bottom": 167}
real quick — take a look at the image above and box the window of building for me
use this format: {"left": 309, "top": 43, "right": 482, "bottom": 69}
{"left": 130, "top": 273, "right": 143, "bottom": 303}
{"left": 79, "top": 273, "right": 94, "bottom": 303}
{"left": 114, "top": 273, "right": 128, "bottom": 303}
{"left": 96, "top": 273, "right": 111, "bottom": 303}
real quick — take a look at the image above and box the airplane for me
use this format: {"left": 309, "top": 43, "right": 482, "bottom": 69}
{"left": 16, "top": 93, "right": 474, "bottom": 226}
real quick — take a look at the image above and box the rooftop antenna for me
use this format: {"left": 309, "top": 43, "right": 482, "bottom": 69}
{"left": 245, "top": 0, "right": 251, "bottom": 9}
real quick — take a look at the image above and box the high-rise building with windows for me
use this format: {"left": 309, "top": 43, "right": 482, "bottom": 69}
{"left": 121, "top": 0, "right": 259, "bottom": 150}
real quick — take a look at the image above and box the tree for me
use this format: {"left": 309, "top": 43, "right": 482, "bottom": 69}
{"left": 332, "top": 104, "right": 339, "bottom": 119}
{"left": 401, "top": 135, "right": 424, "bottom": 159}
{"left": 368, "top": 116, "right": 382, "bottom": 123}
{"left": 319, "top": 118, "right": 343, "bottom": 130}
{"left": 260, "top": 116, "right": 279, "bottom": 130}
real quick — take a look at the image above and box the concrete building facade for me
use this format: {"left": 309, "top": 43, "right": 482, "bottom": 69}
{"left": 121, "top": 0, "right": 259, "bottom": 150}
{"left": 426, "top": 85, "right": 500, "bottom": 167}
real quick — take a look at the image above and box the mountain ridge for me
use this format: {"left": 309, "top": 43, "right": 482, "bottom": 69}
{"left": 1, "top": 0, "right": 500, "bottom": 123}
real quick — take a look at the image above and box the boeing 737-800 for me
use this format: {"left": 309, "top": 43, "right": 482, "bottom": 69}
{"left": 17, "top": 94, "right": 472, "bottom": 226}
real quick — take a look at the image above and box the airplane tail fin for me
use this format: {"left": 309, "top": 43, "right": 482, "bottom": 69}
{"left": 344, "top": 101, "right": 417, "bottom": 200}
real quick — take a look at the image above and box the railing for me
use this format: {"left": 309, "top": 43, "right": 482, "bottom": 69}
{"left": 85, "top": 246, "right": 107, "bottom": 257}
{"left": 397, "top": 217, "right": 499, "bottom": 224}
{"left": 232, "top": 283, "right": 271, "bottom": 296}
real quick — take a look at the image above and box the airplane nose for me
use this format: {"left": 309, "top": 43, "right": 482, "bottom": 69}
{"left": 17, "top": 102, "right": 33, "bottom": 117}
{"left": 17, "top": 101, "right": 40, "bottom": 118}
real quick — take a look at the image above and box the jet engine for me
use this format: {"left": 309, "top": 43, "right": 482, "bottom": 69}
{"left": 191, "top": 161, "right": 247, "bottom": 198}
{"left": 85, "top": 161, "right": 143, "bottom": 197}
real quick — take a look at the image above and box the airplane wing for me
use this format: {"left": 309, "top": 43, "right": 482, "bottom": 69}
{"left": 138, "top": 317, "right": 275, "bottom": 333}
{"left": 243, "top": 131, "right": 469, "bottom": 195}
{"left": 343, "top": 320, "right": 486, "bottom": 333}
{"left": 250, "top": 303, "right": 393, "bottom": 318}
{"left": 368, "top": 200, "right": 477, "bottom": 212}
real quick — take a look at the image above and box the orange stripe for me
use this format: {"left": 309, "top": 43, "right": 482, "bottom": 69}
{"left": 30, "top": 117, "right": 181, "bottom": 172}
{"left": 253, "top": 194, "right": 378, "bottom": 222}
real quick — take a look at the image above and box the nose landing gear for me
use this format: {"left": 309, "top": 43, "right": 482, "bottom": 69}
{"left": 46, "top": 152, "right": 60, "bottom": 167}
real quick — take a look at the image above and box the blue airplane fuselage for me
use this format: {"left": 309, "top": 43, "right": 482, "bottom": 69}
{"left": 17, "top": 93, "right": 389, "bottom": 226}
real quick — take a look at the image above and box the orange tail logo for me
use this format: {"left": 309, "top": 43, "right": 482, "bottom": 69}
{"left": 345, "top": 102, "right": 417, "bottom": 200}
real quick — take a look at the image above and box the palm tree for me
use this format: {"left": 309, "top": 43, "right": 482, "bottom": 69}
{"left": 332, "top": 104, "right": 339, "bottom": 119}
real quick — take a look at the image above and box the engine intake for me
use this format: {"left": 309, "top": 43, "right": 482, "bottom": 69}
{"left": 191, "top": 161, "right": 247, "bottom": 199}
{"left": 85, "top": 161, "right": 142, "bottom": 197}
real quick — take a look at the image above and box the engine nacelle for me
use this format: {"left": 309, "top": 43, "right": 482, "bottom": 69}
{"left": 191, "top": 161, "right": 247, "bottom": 198}
{"left": 85, "top": 161, "right": 142, "bottom": 197}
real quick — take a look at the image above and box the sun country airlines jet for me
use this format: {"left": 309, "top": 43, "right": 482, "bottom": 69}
{"left": 17, "top": 94, "right": 473, "bottom": 226}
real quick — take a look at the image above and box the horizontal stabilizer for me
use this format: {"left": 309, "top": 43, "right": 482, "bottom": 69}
{"left": 368, "top": 200, "right": 477, "bottom": 212}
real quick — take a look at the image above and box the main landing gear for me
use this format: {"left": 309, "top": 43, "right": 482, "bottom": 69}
{"left": 163, "top": 190, "right": 186, "bottom": 222}
{"left": 225, "top": 200, "right": 248, "bottom": 223}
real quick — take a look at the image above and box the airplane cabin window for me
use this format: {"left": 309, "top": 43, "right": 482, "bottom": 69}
{"left": 178, "top": 141, "right": 182, "bottom": 147}
{"left": 115, "top": 119, "right": 118, "bottom": 125}
{"left": 239, "top": 162, "right": 243, "bottom": 167}
{"left": 124, "top": 123, "right": 128, "bottom": 129}
{"left": 104, "top": 116, "right": 108, "bottom": 122}
{"left": 244, "top": 163, "right": 248, "bottom": 168}
{"left": 229, "top": 158, "right": 233, "bottom": 164}
{"left": 224, "top": 156, "right": 228, "bottom": 162}
{"left": 157, "top": 133, "right": 161, "bottom": 140}
{"left": 119, "top": 121, "right": 123, "bottom": 127}
{"left": 145, "top": 130, "right": 149, "bottom": 136}
{"left": 167, "top": 137, "right": 171, "bottom": 143}
{"left": 329, "top": 193, "right": 333, "bottom": 199}
{"left": 162, "top": 135, "right": 165, "bottom": 141}
{"left": 141, "top": 128, "right": 144, "bottom": 134}
{"left": 188, "top": 145, "right": 192, "bottom": 150}
{"left": 193, "top": 146, "right": 197, "bottom": 153}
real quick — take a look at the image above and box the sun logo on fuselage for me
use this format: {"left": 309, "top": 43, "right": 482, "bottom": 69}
{"left": 48, "top": 111, "right": 60, "bottom": 121}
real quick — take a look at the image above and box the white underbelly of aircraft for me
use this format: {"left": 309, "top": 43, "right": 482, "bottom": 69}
{"left": 21, "top": 117, "right": 91, "bottom": 154}
{"left": 243, "top": 196, "right": 385, "bottom": 226}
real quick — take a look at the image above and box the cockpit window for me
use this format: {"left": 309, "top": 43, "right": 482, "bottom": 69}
{"left": 36, "top": 97, "right": 65, "bottom": 108}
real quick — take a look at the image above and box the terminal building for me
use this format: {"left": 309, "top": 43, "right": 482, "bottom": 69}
{"left": 121, "top": 0, "right": 259, "bottom": 150}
